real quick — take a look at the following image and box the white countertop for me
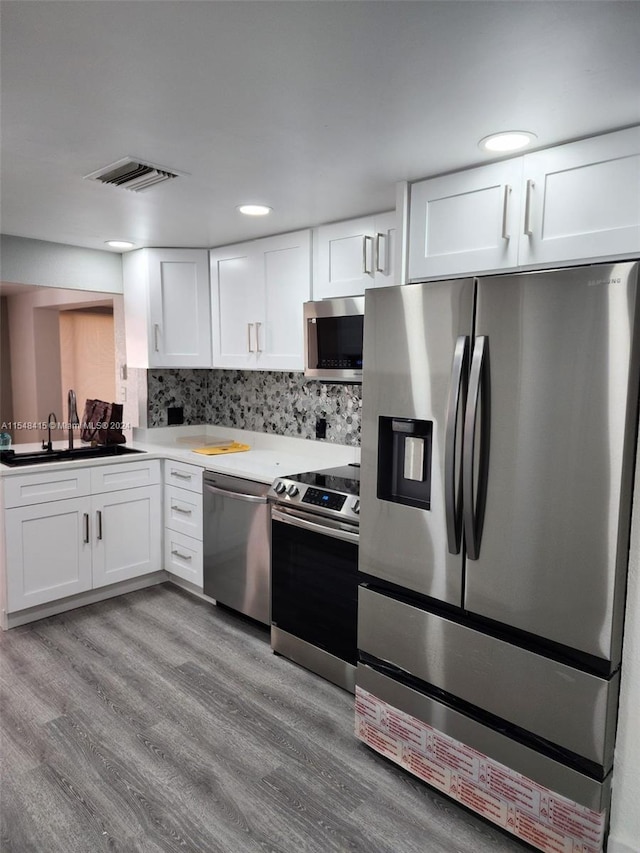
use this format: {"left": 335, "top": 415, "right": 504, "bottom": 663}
{"left": 0, "top": 425, "right": 360, "bottom": 484}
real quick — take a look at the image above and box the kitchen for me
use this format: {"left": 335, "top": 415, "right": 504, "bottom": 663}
{"left": 1, "top": 2, "right": 640, "bottom": 852}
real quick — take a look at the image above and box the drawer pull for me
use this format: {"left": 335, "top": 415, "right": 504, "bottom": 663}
{"left": 171, "top": 505, "right": 192, "bottom": 515}
{"left": 171, "top": 471, "right": 192, "bottom": 481}
{"left": 171, "top": 549, "right": 192, "bottom": 561}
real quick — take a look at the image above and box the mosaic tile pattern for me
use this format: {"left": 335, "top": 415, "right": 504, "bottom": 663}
{"left": 147, "top": 369, "right": 362, "bottom": 446}
{"left": 148, "top": 369, "right": 210, "bottom": 427}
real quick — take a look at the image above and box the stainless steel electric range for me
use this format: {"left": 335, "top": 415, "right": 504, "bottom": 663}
{"left": 268, "top": 464, "right": 360, "bottom": 692}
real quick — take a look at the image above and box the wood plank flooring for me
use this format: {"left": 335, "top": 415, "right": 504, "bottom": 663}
{"left": 0, "top": 583, "right": 532, "bottom": 852}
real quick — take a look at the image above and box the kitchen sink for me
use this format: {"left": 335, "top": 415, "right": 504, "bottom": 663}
{"left": 0, "top": 445, "right": 146, "bottom": 467}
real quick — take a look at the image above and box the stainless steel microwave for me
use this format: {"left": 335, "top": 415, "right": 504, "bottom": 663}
{"left": 303, "top": 297, "right": 365, "bottom": 382}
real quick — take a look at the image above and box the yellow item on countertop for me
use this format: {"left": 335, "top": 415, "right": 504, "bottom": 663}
{"left": 192, "top": 442, "right": 251, "bottom": 455}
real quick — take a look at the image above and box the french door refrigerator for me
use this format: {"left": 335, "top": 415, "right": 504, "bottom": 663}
{"left": 356, "top": 262, "right": 639, "bottom": 853}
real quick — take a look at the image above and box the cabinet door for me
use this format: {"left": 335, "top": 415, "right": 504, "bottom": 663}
{"left": 91, "top": 486, "right": 161, "bottom": 588}
{"left": 147, "top": 250, "right": 212, "bottom": 368}
{"left": 210, "top": 244, "right": 260, "bottom": 369}
{"left": 258, "top": 230, "right": 311, "bottom": 370}
{"left": 518, "top": 127, "right": 640, "bottom": 266}
{"left": 5, "top": 498, "right": 92, "bottom": 611}
{"left": 408, "top": 159, "right": 523, "bottom": 280}
{"left": 314, "top": 216, "right": 376, "bottom": 298}
{"left": 372, "top": 211, "right": 397, "bottom": 288}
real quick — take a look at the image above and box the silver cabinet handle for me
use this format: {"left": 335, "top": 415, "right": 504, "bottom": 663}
{"left": 463, "top": 336, "right": 490, "bottom": 561}
{"left": 255, "top": 321, "right": 262, "bottom": 353}
{"left": 171, "top": 549, "right": 192, "bottom": 561}
{"left": 501, "top": 185, "right": 511, "bottom": 240}
{"left": 83, "top": 512, "right": 90, "bottom": 544}
{"left": 375, "top": 232, "right": 385, "bottom": 273}
{"left": 154, "top": 323, "right": 160, "bottom": 352}
{"left": 247, "top": 323, "right": 254, "bottom": 352}
{"left": 170, "top": 471, "right": 192, "bottom": 481}
{"left": 362, "top": 235, "right": 373, "bottom": 275}
{"left": 444, "top": 336, "right": 469, "bottom": 555}
{"left": 171, "top": 504, "right": 192, "bottom": 515}
{"left": 96, "top": 509, "right": 103, "bottom": 541}
{"left": 272, "top": 507, "right": 359, "bottom": 545}
{"left": 524, "top": 179, "right": 535, "bottom": 236}
{"left": 204, "top": 482, "right": 268, "bottom": 504}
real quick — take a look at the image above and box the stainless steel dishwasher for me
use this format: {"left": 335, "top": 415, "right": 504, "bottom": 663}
{"left": 203, "top": 471, "right": 271, "bottom": 625}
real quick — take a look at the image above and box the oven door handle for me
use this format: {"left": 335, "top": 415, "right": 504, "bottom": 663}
{"left": 272, "top": 507, "right": 359, "bottom": 544}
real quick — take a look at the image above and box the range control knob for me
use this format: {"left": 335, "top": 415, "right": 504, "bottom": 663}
{"left": 274, "top": 481, "right": 287, "bottom": 495}
{"left": 353, "top": 498, "right": 360, "bottom": 514}
{"left": 286, "top": 484, "right": 299, "bottom": 497}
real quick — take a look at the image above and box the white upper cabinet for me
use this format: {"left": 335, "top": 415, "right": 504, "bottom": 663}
{"left": 314, "top": 212, "right": 396, "bottom": 298}
{"left": 408, "top": 127, "right": 640, "bottom": 280}
{"left": 210, "top": 230, "right": 311, "bottom": 371}
{"left": 518, "top": 127, "right": 640, "bottom": 266}
{"left": 408, "top": 159, "right": 523, "bottom": 279}
{"left": 123, "top": 249, "right": 212, "bottom": 368}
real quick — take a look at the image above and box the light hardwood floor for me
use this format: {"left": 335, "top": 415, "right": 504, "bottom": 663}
{"left": 0, "top": 583, "right": 532, "bottom": 852}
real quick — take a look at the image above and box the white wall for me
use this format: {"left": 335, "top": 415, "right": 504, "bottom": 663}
{"left": 1, "top": 234, "right": 122, "bottom": 293}
{"left": 608, "top": 428, "right": 640, "bottom": 853}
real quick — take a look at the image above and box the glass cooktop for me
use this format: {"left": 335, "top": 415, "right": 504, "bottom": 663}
{"left": 286, "top": 464, "right": 360, "bottom": 497}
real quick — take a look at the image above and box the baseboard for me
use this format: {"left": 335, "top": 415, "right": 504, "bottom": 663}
{"left": 2, "top": 571, "right": 168, "bottom": 629}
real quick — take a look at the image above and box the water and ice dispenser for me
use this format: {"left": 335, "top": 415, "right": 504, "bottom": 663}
{"left": 377, "top": 417, "right": 432, "bottom": 510}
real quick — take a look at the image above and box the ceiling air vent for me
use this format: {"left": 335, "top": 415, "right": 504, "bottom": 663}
{"left": 84, "top": 158, "right": 180, "bottom": 192}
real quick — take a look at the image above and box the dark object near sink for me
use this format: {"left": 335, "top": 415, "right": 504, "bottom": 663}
{"left": 0, "top": 445, "right": 145, "bottom": 467}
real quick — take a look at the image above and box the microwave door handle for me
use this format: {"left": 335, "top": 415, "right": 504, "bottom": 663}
{"left": 445, "top": 335, "right": 469, "bottom": 554}
{"left": 463, "top": 336, "right": 490, "bottom": 561}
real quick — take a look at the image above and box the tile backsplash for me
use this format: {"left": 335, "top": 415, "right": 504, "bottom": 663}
{"left": 147, "top": 369, "right": 362, "bottom": 446}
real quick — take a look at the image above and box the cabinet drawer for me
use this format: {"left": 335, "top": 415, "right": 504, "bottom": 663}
{"left": 164, "top": 529, "right": 203, "bottom": 587}
{"left": 3, "top": 468, "right": 92, "bottom": 508}
{"left": 90, "top": 459, "right": 161, "bottom": 493}
{"left": 164, "top": 459, "right": 203, "bottom": 492}
{"left": 164, "top": 484, "right": 203, "bottom": 539}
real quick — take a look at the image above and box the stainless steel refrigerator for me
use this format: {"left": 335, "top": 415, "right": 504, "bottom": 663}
{"left": 356, "top": 262, "right": 639, "bottom": 853}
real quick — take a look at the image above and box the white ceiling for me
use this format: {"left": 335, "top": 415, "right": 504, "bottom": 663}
{"left": 1, "top": 0, "right": 639, "bottom": 254}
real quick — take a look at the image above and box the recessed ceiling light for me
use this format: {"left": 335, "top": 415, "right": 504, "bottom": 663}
{"left": 237, "top": 204, "right": 272, "bottom": 216}
{"left": 479, "top": 131, "right": 537, "bottom": 153}
{"left": 105, "top": 240, "right": 135, "bottom": 250}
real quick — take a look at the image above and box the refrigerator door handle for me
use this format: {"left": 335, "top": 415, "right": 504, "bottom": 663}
{"left": 463, "top": 335, "right": 490, "bottom": 560}
{"left": 445, "top": 335, "right": 469, "bottom": 554}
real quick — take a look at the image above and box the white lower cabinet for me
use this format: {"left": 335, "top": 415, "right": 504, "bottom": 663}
{"left": 92, "top": 487, "right": 161, "bottom": 589}
{"left": 162, "top": 461, "right": 203, "bottom": 588}
{"left": 3, "top": 460, "right": 161, "bottom": 613}
{"left": 5, "top": 497, "right": 93, "bottom": 610}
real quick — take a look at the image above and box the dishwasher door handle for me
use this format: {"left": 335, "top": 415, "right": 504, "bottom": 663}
{"left": 204, "top": 483, "right": 269, "bottom": 504}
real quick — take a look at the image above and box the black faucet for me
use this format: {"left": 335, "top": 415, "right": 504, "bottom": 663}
{"left": 42, "top": 412, "right": 58, "bottom": 452}
{"left": 68, "top": 390, "right": 80, "bottom": 450}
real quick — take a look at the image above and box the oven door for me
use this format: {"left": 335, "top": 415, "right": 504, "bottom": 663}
{"left": 271, "top": 505, "right": 359, "bottom": 665}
